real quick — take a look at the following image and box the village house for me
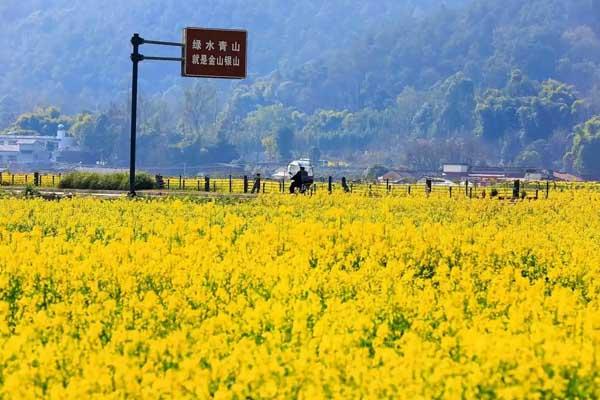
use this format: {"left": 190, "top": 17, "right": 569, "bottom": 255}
{"left": 377, "top": 170, "right": 417, "bottom": 184}
{"left": 0, "top": 125, "right": 80, "bottom": 168}
{"left": 442, "top": 163, "right": 549, "bottom": 182}
{"left": 0, "top": 137, "right": 54, "bottom": 165}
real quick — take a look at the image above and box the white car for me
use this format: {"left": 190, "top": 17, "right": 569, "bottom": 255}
{"left": 287, "top": 159, "right": 314, "bottom": 181}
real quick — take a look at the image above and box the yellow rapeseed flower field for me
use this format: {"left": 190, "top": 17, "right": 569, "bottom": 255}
{"left": 0, "top": 192, "right": 599, "bottom": 399}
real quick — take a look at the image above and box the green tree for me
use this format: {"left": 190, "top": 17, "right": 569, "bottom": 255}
{"left": 240, "top": 104, "right": 302, "bottom": 161}
{"left": 276, "top": 127, "right": 294, "bottom": 160}
{"left": 506, "top": 69, "right": 538, "bottom": 97}
{"left": 565, "top": 116, "right": 600, "bottom": 176}
{"left": 72, "top": 114, "right": 116, "bottom": 162}
{"left": 437, "top": 73, "right": 476, "bottom": 135}
{"left": 180, "top": 82, "right": 218, "bottom": 146}
{"left": 475, "top": 90, "right": 520, "bottom": 141}
{"left": 5, "top": 107, "right": 70, "bottom": 136}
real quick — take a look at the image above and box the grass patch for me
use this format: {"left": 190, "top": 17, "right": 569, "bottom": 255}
{"left": 58, "top": 172, "right": 155, "bottom": 191}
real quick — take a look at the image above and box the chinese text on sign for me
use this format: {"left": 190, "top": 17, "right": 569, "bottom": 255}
{"left": 183, "top": 28, "right": 247, "bottom": 79}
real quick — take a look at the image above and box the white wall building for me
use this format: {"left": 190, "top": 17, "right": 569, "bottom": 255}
{"left": 443, "top": 163, "right": 470, "bottom": 175}
{"left": 0, "top": 125, "right": 79, "bottom": 167}
{"left": 0, "top": 137, "right": 53, "bottom": 165}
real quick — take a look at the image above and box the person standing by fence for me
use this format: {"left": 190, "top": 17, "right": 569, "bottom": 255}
{"left": 341, "top": 177, "right": 350, "bottom": 193}
{"left": 251, "top": 173, "right": 261, "bottom": 194}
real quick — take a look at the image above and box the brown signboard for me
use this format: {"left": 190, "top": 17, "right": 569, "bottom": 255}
{"left": 182, "top": 27, "right": 247, "bottom": 79}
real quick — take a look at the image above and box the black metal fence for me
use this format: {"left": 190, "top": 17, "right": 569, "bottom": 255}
{"left": 1, "top": 171, "right": 597, "bottom": 199}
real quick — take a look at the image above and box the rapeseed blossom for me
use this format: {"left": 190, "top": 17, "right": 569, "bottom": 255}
{"left": 0, "top": 192, "right": 599, "bottom": 398}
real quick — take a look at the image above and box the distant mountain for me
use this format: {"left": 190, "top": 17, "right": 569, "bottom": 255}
{"left": 243, "top": 0, "right": 600, "bottom": 113}
{"left": 0, "top": 0, "right": 467, "bottom": 113}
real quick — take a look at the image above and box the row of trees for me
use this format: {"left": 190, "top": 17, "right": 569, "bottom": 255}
{"left": 3, "top": 69, "right": 599, "bottom": 175}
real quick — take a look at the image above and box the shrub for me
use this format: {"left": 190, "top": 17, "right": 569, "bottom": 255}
{"left": 58, "top": 172, "right": 155, "bottom": 191}
{"left": 22, "top": 184, "right": 40, "bottom": 198}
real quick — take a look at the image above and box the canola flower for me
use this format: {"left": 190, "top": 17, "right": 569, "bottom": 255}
{"left": 0, "top": 192, "right": 599, "bottom": 399}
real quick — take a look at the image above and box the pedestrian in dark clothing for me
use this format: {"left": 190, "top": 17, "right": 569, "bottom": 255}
{"left": 251, "top": 173, "right": 261, "bottom": 194}
{"left": 290, "top": 170, "right": 301, "bottom": 193}
{"left": 341, "top": 177, "right": 350, "bottom": 193}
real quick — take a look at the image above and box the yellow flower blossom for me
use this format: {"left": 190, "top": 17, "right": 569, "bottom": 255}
{"left": 0, "top": 192, "right": 599, "bottom": 398}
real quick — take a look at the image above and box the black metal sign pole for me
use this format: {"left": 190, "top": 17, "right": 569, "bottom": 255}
{"left": 128, "top": 33, "right": 183, "bottom": 196}
{"left": 129, "top": 34, "right": 143, "bottom": 196}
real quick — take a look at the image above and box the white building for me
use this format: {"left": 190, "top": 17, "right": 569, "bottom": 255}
{"left": 442, "top": 163, "right": 470, "bottom": 175}
{"left": 0, "top": 125, "right": 79, "bottom": 167}
{"left": 0, "top": 137, "right": 54, "bottom": 165}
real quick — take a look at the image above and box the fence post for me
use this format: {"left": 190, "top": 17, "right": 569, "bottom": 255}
{"left": 182, "top": 178, "right": 186, "bottom": 190}
{"left": 408, "top": 185, "right": 411, "bottom": 195}
{"left": 33, "top": 172, "right": 40, "bottom": 187}
{"left": 197, "top": 180, "right": 200, "bottom": 191}
{"left": 449, "top": 186, "right": 452, "bottom": 198}
{"left": 11, "top": 174, "right": 14, "bottom": 186}
{"left": 465, "top": 179, "right": 469, "bottom": 197}
{"left": 369, "top": 184, "right": 372, "bottom": 196}
{"left": 243, "top": 176, "right": 249, "bottom": 193}
{"left": 328, "top": 176, "right": 333, "bottom": 194}
{"left": 52, "top": 175, "right": 55, "bottom": 186}
{"left": 178, "top": 175, "right": 182, "bottom": 190}
{"left": 205, "top": 176, "right": 210, "bottom": 192}
{"left": 513, "top": 180, "right": 520, "bottom": 199}
{"left": 469, "top": 187, "right": 473, "bottom": 199}
{"left": 25, "top": 175, "right": 28, "bottom": 184}
{"left": 167, "top": 178, "right": 170, "bottom": 190}
{"left": 229, "top": 175, "right": 233, "bottom": 193}
{"left": 350, "top": 183, "right": 353, "bottom": 193}
{"left": 546, "top": 181, "right": 550, "bottom": 199}
{"left": 386, "top": 179, "right": 390, "bottom": 193}
{"left": 262, "top": 183, "right": 266, "bottom": 194}
{"left": 426, "top": 179, "right": 432, "bottom": 196}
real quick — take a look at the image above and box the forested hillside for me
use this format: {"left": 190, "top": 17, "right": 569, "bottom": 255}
{"left": 0, "top": 0, "right": 460, "bottom": 112}
{"left": 2, "top": 0, "right": 600, "bottom": 175}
